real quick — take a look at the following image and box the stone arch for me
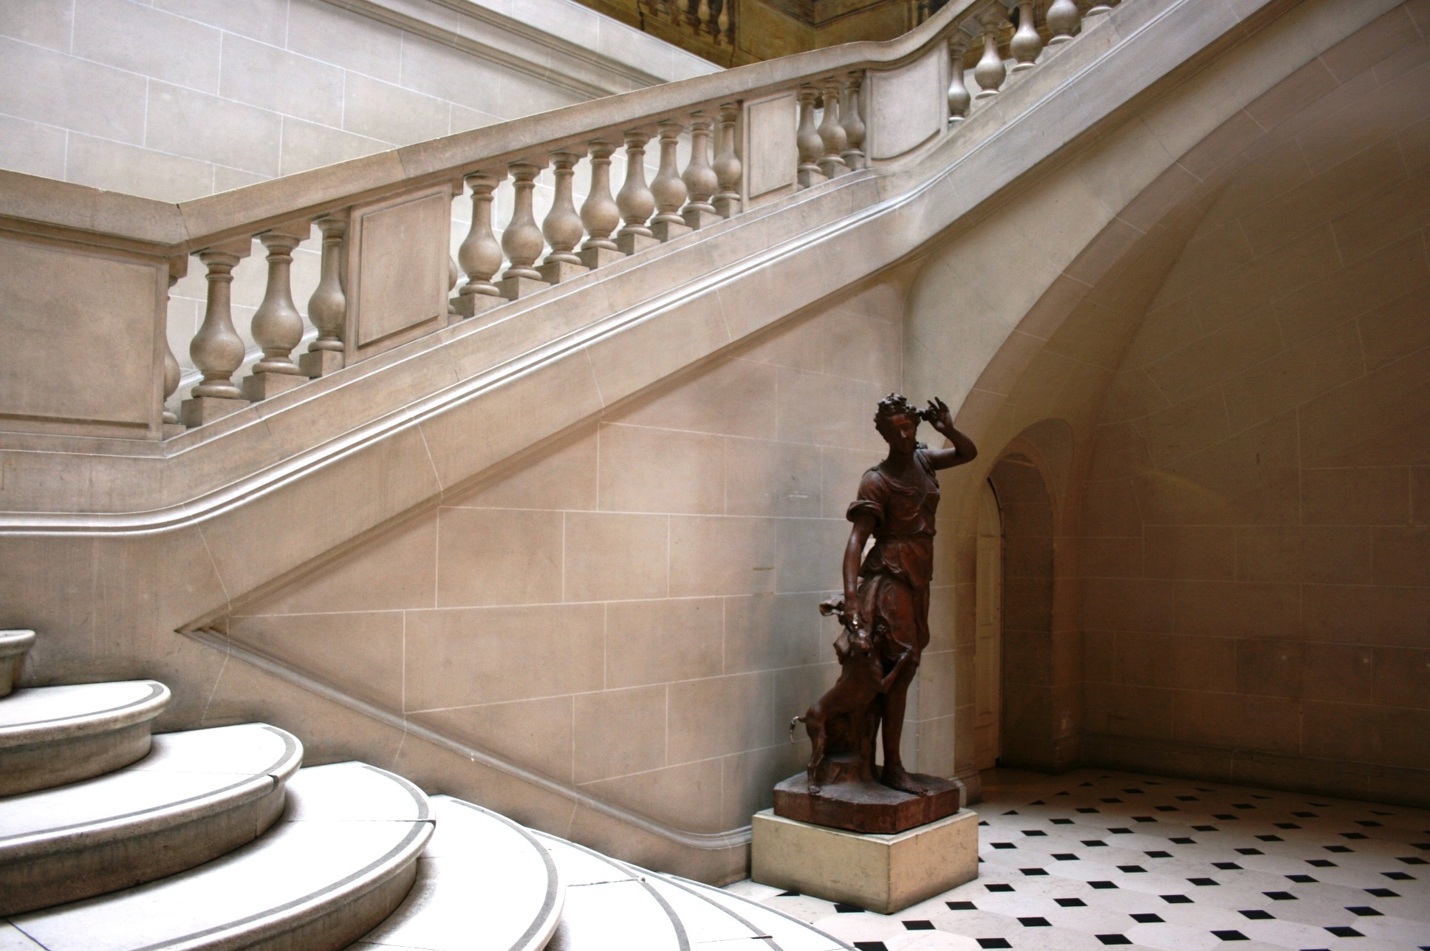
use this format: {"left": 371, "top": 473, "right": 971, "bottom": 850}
{"left": 978, "top": 419, "right": 1079, "bottom": 773}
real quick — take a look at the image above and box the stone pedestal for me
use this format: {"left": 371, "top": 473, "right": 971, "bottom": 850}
{"left": 536, "top": 260, "right": 590, "bottom": 284}
{"left": 451, "top": 293, "right": 504, "bottom": 320}
{"left": 497, "top": 275, "right": 550, "bottom": 300}
{"left": 300, "top": 349, "right": 344, "bottom": 378}
{"left": 683, "top": 208, "right": 724, "bottom": 231}
{"left": 651, "top": 220, "right": 692, "bottom": 242}
{"left": 180, "top": 395, "right": 248, "bottom": 427}
{"left": 751, "top": 808, "right": 979, "bottom": 914}
{"left": 578, "top": 246, "right": 626, "bottom": 270}
{"left": 616, "top": 232, "right": 659, "bottom": 256}
{"left": 242, "top": 370, "right": 306, "bottom": 402}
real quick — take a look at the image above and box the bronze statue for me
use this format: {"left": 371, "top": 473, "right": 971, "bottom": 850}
{"left": 777, "top": 394, "right": 976, "bottom": 833}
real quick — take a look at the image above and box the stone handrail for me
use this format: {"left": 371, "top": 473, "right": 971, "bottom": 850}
{"left": 0, "top": 0, "right": 1121, "bottom": 443}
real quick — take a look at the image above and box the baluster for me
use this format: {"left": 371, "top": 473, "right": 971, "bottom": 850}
{"left": 579, "top": 140, "right": 623, "bottom": 269}
{"left": 682, "top": 113, "right": 720, "bottom": 229}
{"left": 717, "top": 0, "right": 731, "bottom": 44}
{"left": 498, "top": 160, "right": 548, "bottom": 299}
{"left": 162, "top": 262, "right": 184, "bottom": 435}
{"left": 973, "top": 9, "right": 1008, "bottom": 102}
{"left": 181, "top": 241, "right": 252, "bottom": 426}
{"left": 539, "top": 149, "right": 589, "bottom": 283}
{"left": 1086, "top": 1, "right": 1114, "bottom": 19}
{"left": 713, "top": 102, "right": 742, "bottom": 218}
{"left": 1046, "top": 0, "right": 1080, "bottom": 45}
{"left": 817, "top": 77, "right": 848, "bottom": 178}
{"left": 447, "top": 255, "right": 460, "bottom": 321}
{"left": 696, "top": 0, "right": 712, "bottom": 36}
{"left": 650, "top": 120, "right": 691, "bottom": 241}
{"left": 302, "top": 215, "right": 347, "bottom": 376}
{"left": 796, "top": 85, "right": 824, "bottom": 189}
{"left": 615, "top": 130, "right": 658, "bottom": 255}
{"left": 948, "top": 35, "right": 972, "bottom": 123}
{"left": 243, "top": 224, "right": 309, "bottom": 401}
{"left": 841, "top": 72, "right": 866, "bottom": 170}
{"left": 454, "top": 171, "right": 505, "bottom": 319}
{"left": 1009, "top": 0, "right": 1042, "bottom": 74}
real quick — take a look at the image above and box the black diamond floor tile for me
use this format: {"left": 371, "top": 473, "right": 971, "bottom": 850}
{"left": 744, "top": 769, "right": 1430, "bottom": 951}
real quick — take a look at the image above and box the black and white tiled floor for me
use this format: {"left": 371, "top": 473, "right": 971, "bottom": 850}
{"left": 727, "top": 768, "right": 1430, "bottom": 951}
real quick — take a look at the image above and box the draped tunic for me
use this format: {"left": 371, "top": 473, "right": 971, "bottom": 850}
{"left": 846, "top": 448, "right": 940, "bottom": 658}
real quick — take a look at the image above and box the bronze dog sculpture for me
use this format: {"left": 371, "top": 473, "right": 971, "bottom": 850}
{"left": 791, "top": 598, "right": 912, "bottom": 794}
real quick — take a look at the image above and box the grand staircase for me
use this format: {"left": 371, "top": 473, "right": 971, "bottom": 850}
{"left": 0, "top": 629, "right": 850, "bottom": 950}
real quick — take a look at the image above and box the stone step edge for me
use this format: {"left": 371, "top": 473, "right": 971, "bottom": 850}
{"left": 0, "top": 630, "right": 35, "bottom": 698}
{"left": 0, "top": 681, "right": 170, "bottom": 748}
{"left": 0, "top": 681, "right": 171, "bottom": 797}
{"left": 0, "top": 724, "right": 304, "bottom": 916}
{"left": 7, "top": 762, "right": 433, "bottom": 951}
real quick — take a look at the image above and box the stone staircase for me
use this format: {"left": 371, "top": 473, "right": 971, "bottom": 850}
{"left": 0, "top": 629, "right": 850, "bottom": 950}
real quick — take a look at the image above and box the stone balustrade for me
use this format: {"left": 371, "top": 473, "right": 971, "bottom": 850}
{"left": 0, "top": 0, "right": 1122, "bottom": 442}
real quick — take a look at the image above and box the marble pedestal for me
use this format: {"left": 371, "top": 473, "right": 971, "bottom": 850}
{"left": 750, "top": 808, "right": 979, "bottom": 915}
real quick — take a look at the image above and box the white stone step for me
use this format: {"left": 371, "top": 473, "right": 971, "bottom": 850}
{"left": 0, "top": 630, "right": 34, "bottom": 697}
{"left": 671, "top": 876, "right": 856, "bottom": 951}
{"left": 0, "top": 680, "right": 170, "bottom": 796}
{"left": 5, "top": 761, "right": 433, "bottom": 951}
{"left": 0, "top": 723, "right": 303, "bottom": 915}
{"left": 353, "top": 795, "right": 562, "bottom": 951}
{"left": 534, "top": 832, "right": 687, "bottom": 950}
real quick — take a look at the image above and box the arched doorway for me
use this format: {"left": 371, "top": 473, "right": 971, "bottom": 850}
{"left": 973, "top": 478, "right": 1002, "bottom": 770}
{"left": 984, "top": 452, "right": 1062, "bottom": 771}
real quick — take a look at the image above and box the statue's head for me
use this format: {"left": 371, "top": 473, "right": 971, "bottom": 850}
{"left": 874, "top": 393, "right": 921, "bottom": 445}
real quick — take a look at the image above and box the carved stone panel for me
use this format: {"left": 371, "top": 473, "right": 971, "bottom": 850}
{"left": 865, "top": 49, "right": 945, "bottom": 162}
{"left": 346, "top": 184, "right": 452, "bottom": 361}
{"left": 0, "top": 233, "right": 164, "bottom": 438}
{"left": 744, "top": 91, "right": 799, "bottom": 205}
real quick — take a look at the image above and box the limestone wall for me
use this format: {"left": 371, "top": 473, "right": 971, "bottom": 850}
{"left": 0, "top": 0, "right": 715, "bottom": 203}
{"left": 222, "top": 275, "right": 909, "bottom": 839}
{"left": 899, "top": 0, "right": 1430, "bottom": 805}
{"left": 1075, "top": 5, "right": 1430, "bottom": 803}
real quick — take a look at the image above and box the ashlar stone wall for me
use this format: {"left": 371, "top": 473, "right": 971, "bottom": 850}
{"left": 224, "top": 276, "right": 919, "bottom": 836}
{"left": 0, "top": 0, "right": 713, "bottom": 202}
{"left": 1076, "top": 4, "right": 1430, "bottom": 804}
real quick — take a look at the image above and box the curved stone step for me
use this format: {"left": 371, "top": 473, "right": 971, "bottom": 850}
{"left": 5, "top": 761, "right": 433, "bottom": 951}
{"left": 0, "top": 723, "right": 303, "bottom": 915}
{"left": 533, "top": 831, "right": 687, "bottom": 950}
{"left": 666, "top": 876, "right": 857, "bottom": 951}
{"left": 353, "top": 795, "right": 562, "bottom": 951}
{"left": 0, "top": 630, "right": 35, "bottom": 697}
{"left": 0, "top": 681, "right": 170, "bottom": 796}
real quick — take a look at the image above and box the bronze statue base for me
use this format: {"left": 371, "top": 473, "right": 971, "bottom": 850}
{"left": 772, "top": 770, "right": 963, "bottom": 834}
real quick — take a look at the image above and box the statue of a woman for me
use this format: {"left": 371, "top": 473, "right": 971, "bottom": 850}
{"left": 839, "top": 394, "right": 977, "bottom": 794}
